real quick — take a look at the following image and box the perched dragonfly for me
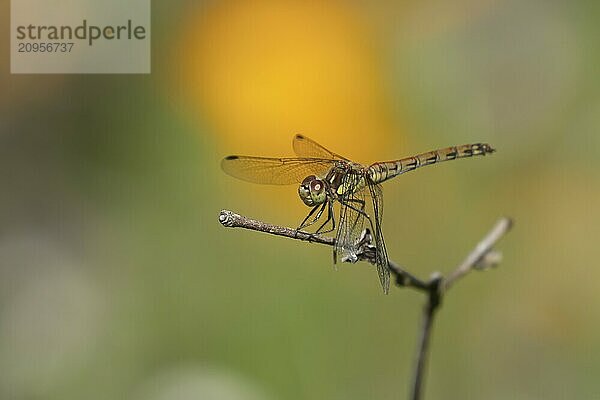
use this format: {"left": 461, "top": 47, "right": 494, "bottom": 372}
{"left": 221, "top": 135, "right": 494, "bottom": 293}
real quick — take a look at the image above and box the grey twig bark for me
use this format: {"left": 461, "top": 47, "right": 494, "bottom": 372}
{"left": 218, "top": 209, "right": 512, "bottom": 400}
{"left": 408, "top": 217, "right": 512, "bottom": 400}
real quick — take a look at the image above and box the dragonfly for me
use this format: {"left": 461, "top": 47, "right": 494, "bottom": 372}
{"left": 221, "top": 135, "right": 495, "bottom": 293}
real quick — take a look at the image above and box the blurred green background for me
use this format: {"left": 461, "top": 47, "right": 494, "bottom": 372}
{"left": 2, "top": 1, "right": 600, "bottom": 399}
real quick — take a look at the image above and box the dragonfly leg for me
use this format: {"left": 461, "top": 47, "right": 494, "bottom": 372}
{"left": 297, "top": 202, "right": 330, "bottom": 241}
{"left": 312, "top": 202, "right": 327, "bottom": 226}
{"left": 297, "top": 203, "right": 324, "bottom": 230}
{"left": 315, "top": 200, "right": 336, "bottom": 234}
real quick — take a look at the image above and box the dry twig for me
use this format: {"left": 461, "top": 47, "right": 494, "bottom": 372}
{"left": 219, "top": 209, "right": 512, "bottom": 400}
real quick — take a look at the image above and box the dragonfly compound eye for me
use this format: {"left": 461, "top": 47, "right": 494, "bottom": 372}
{"left": 309, "top": 178, "right": 326, "bottom": 205}
{"left": 298, "top": 176, "right": 326, "bottom": 206}
{"left": 298, "top": 175, "right": 316, "bottom": 206}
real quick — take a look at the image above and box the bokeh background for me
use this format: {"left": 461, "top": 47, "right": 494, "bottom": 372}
{"left": 2, "top": 1, "right": 600, "bottom": 399}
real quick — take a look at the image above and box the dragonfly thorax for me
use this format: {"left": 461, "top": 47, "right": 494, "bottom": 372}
{"left": 298, "top": 175, "right": 327, "bottom": 207}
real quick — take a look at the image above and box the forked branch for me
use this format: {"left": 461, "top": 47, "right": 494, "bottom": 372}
{"left": 218, "top": 209, "right": 512, "bottom": 400}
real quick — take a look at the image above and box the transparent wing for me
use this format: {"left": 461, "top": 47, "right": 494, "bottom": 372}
{"left": 221, "top": 155, "right": 335, "bottom": 185}
{"left": 367, "top": 181, "right": 390, "bottom": 294}
{"left": 334, "top": 172, "right": 368, "bottom": 266}
{"left": 293, "top": 134, "right": 350, "bottom": 161}
{"left": 334, "top": 173, "right": 390, "bottom": 293}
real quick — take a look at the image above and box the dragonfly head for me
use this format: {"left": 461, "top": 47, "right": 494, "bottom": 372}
{"left": 298, "top": 175, "right": 327, "bottom": 207}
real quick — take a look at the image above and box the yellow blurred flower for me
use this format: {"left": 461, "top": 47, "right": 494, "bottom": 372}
{"left": 176, "top": 0, "right": 403, "bottom": 162}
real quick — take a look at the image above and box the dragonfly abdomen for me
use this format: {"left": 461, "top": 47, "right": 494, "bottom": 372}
{"left": 368, "top": 143, "right": 495, "bottom": 184}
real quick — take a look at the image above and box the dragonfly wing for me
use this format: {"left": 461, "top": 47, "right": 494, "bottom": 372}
{"left": 334, "top": 173, "right": 368, "bottom": 266}
{"left": 293, "top": 134, "right": 350, "bottom": 161}
{"left": 221, "top": 156, "right": 335, "bottom": 185}
{"left": 367, "top": 181, "right": 390, "bottom": 294}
